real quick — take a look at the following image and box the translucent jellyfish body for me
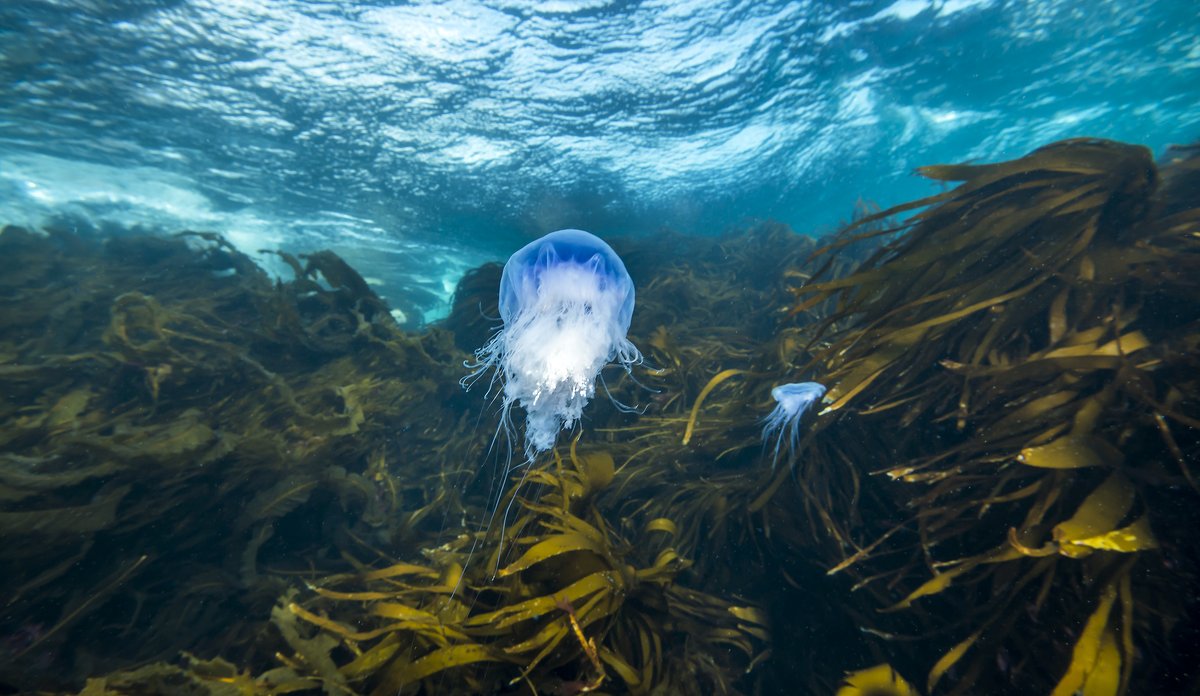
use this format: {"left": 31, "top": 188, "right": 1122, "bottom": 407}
{"left": 762, "top": 382, "right": 826, "bottom": 468}
{"left": 467, "top": 229, "right": 641, "bottom": 460}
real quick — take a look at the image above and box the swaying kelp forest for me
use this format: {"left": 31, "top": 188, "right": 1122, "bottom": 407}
{"left": 1, "top": 137, "right": 1198, "bottom": 695}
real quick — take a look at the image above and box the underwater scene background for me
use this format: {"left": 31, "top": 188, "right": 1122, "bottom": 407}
{"left": 2, "top": 1, "right": 1200, "bottom": 695}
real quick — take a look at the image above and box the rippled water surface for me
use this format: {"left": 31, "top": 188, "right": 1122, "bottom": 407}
{"left": 2, "top": 0, "right": 1197, "bottom": 320}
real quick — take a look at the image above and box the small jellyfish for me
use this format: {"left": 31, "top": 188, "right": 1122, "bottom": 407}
{"left": 465, "top": 229, "right": 641, "bottom": 462}
{"left": 761, "top": 382, "right": 826, "bottom": 468}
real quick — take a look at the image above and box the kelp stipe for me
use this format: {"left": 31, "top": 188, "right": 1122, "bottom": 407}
{"left": 762, "top": 382, "right": 826, "bottom": 468}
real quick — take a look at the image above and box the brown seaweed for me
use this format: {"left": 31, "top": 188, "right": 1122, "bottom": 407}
{"left": 272, "top": 442, "right": 767, "bottom": 695}
{"left": 773, "top": 138, "right": 1200, "bottom": 695}
{"left": 0, "top": 227, "right": 473, "bottom": 690}
{"left": 3, "top": 137, "right": 1197, "bottom": 696}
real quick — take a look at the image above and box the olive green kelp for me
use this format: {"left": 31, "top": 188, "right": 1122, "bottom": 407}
{"left": 270, "top": 442, "right": 767, "bottom": 695}
{"left": 0, "top": 224, "right": 792, "bottom": 696}
{"left": 776, "top": 139, "right": 1200, "bottom": 695}
{"left": 0, "top": 228, "right": 476, "bottom": 690}
{"left": 5, "top": 137, "right": 1197, "bottom": 696}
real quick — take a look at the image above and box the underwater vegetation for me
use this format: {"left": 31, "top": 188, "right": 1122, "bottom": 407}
{"left": 273, "top": 441, "right": 766, "bottom": 696}
{"left": 0, "top": 222, "right": 793, "bottom": 696}
{"left": 777, "top": 138, "right": 1200, "bottom": 695}
{"left": 0, "top": 227, "right": 477, "bottom": 691}
{"left": 0, "top": 137, "right": 1196, "bottom": 696}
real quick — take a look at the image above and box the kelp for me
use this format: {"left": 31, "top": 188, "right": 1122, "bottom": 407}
{"left": 269, "top": 444, "right": 767, "bottom": 695}
{"left": 73, "top": 653, "right": 321, "bottom": 696}
{"left": 835, "top": 664, "right": 919, "bottom": 696}
{"left": 774, "top": 139, "right": 1200, "bottom": 694}
{"left": 0, "top": 226, "right": 475, "bottom": 690}
{"left": 590, "top": 224, "right": 867, "bottom": 581}
{"left": 4, "top": 138, "right": 1197, "bottom": 696}
{"left": 0, "top": 223, "right": 794, "bottom": 695}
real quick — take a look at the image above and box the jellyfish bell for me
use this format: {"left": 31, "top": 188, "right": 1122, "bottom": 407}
{"left": 466, "top": 228, "right": 641, "bottom": 462}
{"left": 761, "top": 381, "right": 826, "bottom": 468}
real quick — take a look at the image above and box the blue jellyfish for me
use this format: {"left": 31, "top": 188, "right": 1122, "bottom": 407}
{"left": 465, "top": 229, "right": 641, "bottom": 461}
{"left": 762, "top": 382, "right": 826, "bottom": 468}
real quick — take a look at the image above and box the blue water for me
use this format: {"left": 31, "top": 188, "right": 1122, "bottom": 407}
{"left": 2, "top": 0, "right": 1198, "bottom": 322}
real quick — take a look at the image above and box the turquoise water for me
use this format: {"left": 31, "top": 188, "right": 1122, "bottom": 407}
{"left": 1, "top": 0, "right": 1198, "bottom": 322}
